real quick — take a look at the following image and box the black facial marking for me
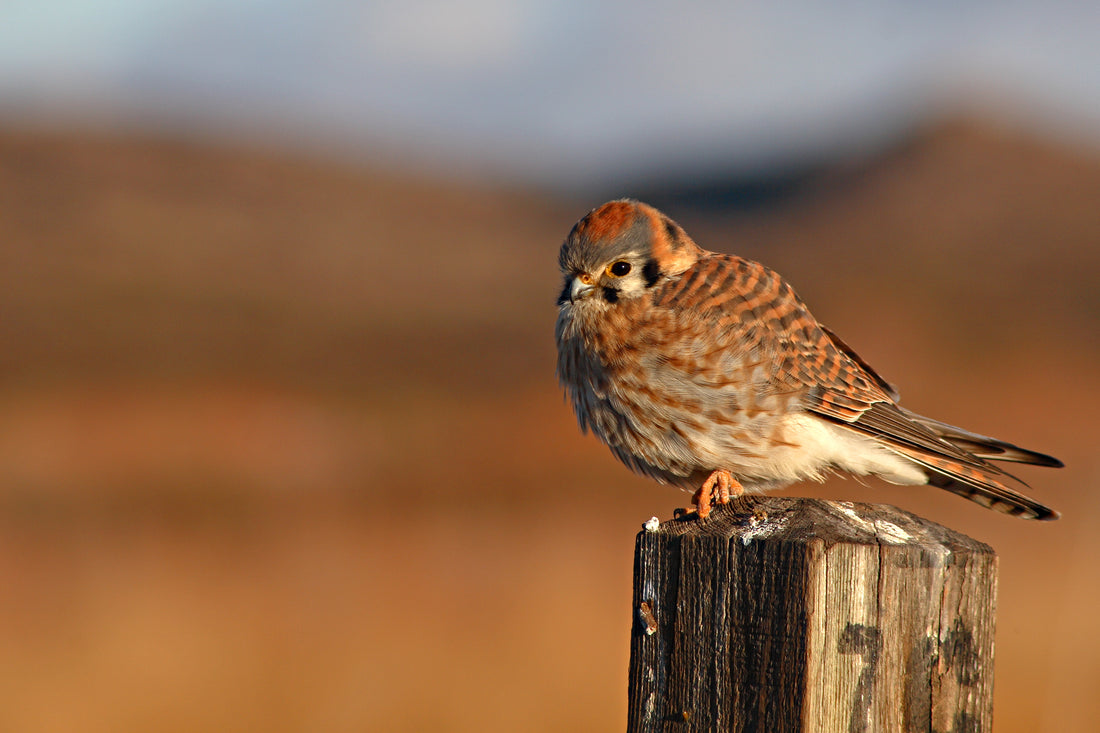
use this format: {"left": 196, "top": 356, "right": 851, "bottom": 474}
{"left": 557, "top": 280, "right": 571, "bottom": 305}
{"left": 642, "top": 259, "right": 661, "bottom": 288}
{"left": 662, "top": 217, "right": 681, "bottom": 248}
{"left": 601, "top": 286, "right": 620, "bottom": 303}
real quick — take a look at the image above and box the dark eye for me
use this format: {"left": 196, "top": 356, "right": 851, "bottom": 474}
{"left": 608, "top": 261, "right": 632, "bottom": 277}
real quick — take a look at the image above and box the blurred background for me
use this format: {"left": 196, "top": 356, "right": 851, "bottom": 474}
{"left": 0, "top": 2, "right": 1098, "bottom": 731}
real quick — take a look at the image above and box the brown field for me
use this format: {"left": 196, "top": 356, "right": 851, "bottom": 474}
{"left": 0, "top": 121, "right": 1097, "bottom": 731}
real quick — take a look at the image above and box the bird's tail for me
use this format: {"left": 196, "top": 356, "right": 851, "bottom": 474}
{"left": 922, "top": 464, "right": 1059, "bottom": 521}
{"left": 892, "top": 412, "right": 1061, "bottom": 520}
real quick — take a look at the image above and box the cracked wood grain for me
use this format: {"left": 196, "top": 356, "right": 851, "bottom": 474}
{"left": 628, "top": 496, "right": 996, "bottom": 733}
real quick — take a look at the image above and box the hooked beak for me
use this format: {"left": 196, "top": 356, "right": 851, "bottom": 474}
{"left": 568, "top": 273, "right": 595, "bottom": 303}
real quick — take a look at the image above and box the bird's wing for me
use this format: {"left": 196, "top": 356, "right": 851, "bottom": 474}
{"left": 659, "top": 253, "right": 897, "bottom": 419}
{"left": 670, "top": 254, "right": 1060, "bottom": 519}
{"left": 819, "top": 324, "right": 899, "bottom": 401}
{"left": 900, "top": 409, "right": 1063, "bottom": 467}
{"left": 789, "top": 317, "right": 1060, "bottom": 519}
{"left": 794, "top": 346, "right": 1062, "bottom": 519}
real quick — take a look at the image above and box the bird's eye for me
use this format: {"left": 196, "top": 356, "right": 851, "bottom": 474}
{"left": 608, "top": 261, "right": 632, "bottom": 277}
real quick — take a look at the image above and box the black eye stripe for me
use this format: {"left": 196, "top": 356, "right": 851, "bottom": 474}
{"left": 557, "top": 280, "right": 572, "bottom": 305}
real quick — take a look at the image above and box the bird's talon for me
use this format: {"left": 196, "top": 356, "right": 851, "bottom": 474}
{"left": 694, "top": 469, "right": 743, "bottom": 518}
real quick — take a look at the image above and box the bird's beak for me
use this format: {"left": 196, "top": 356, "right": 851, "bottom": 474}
{"left": 569, "top": 273, "right": 595, "bottom": 302}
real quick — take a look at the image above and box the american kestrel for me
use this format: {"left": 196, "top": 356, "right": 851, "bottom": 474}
{"left": 555, "top": 199, "right": 1062, "bottom": 520}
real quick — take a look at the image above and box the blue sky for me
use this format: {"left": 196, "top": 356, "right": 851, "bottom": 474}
{"left": 2, "top": 1, "right": 1098, "bottom": 187}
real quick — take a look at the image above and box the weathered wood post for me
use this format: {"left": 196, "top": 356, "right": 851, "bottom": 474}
{"left": 628, "top": 496, "right": 997, "bottom": 733}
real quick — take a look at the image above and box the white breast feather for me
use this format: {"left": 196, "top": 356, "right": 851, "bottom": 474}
{"left": 750, "top": 414, "right": 927, "bottom": 488}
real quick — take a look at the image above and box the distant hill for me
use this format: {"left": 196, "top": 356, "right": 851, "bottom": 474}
{"left": 0, "top": 127, "right": 571, "bottom": 392}
{"left": 1, "top": 120, "right": 1096, "bottom": 397}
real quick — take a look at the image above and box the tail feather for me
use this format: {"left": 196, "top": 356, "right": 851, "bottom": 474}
{"left": 888, "top": 443, "right": 1060, "bottom": 521}
{"left": 815, "top": 397, "right": 1062, "bottom": 519}
{"left": 903, "top": 410, "right": 1064, "bottom": 468}
{"left": 925, "top": 473, "right": 1059, "bottom": 521}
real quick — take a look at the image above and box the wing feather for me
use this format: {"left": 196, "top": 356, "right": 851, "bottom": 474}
{"left": 665, "top": 253, "right": 1060, "bottom": 519}
{"left": 901, "top": 410, "right": 1064, "bottom": 467}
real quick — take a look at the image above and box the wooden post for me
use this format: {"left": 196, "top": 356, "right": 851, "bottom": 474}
{"left": 628, "top": 496, "right": 997, "bottom": 733}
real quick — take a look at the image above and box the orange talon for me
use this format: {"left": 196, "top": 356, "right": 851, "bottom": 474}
{"left": 693, "top": 470, "right": 744, "bottom": 518}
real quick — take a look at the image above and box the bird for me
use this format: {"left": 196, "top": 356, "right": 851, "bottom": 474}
{"left": 555, "top": 199, "right": 1062, "bottom": 520}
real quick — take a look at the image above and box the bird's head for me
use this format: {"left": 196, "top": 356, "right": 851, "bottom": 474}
{"left": 557, "top": 199, "right": 701, "bottom": 308}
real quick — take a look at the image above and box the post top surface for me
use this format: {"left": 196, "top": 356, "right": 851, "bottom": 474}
{"left": 642, "top": 496, "right": 993, "bottom": 554}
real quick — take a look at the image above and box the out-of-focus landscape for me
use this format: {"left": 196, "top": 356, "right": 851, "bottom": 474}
{"left": 3, "top": 3, "right": 1100, "bottom": 731}
{"left": 0, "top": 120, "right": 1097, "bottom": 732}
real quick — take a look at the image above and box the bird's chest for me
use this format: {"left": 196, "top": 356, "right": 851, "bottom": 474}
{"left": 563, "top": 300, "right": 780, "bottom": 425}
{"left": 562, "top": 298, "right": 666, "bottom": 383}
